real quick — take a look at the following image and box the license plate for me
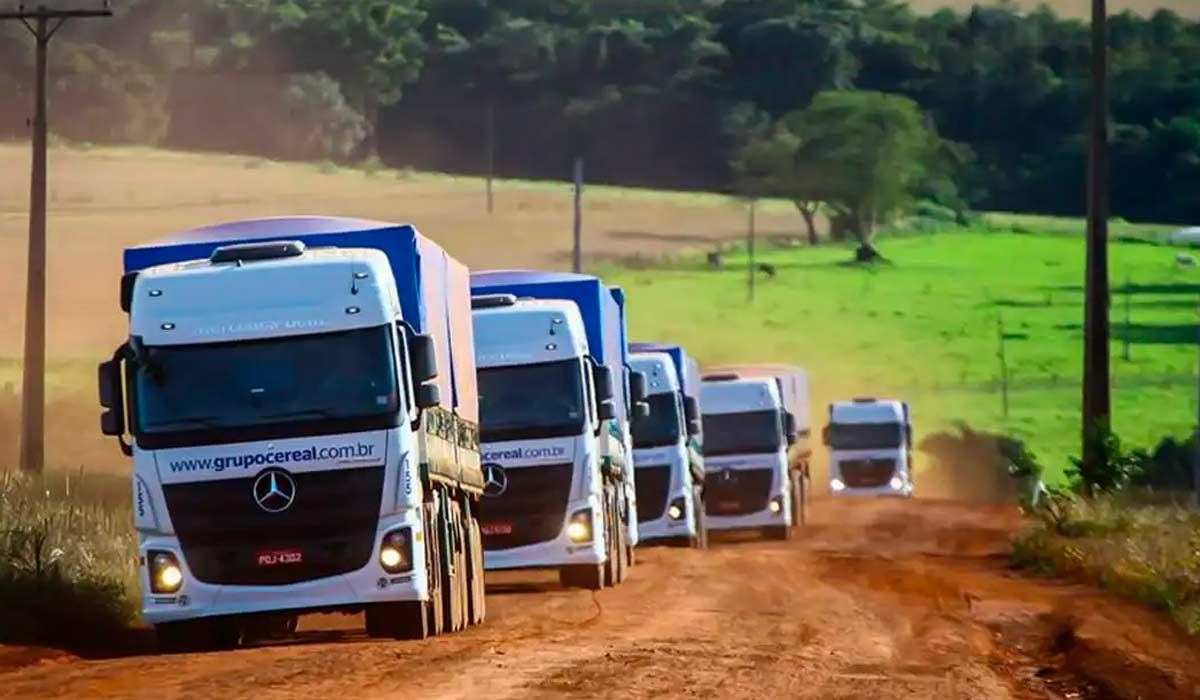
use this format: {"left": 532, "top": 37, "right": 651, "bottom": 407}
{"left": 719, "top": 500, "right": 741, "bottom": 511}
{"left": 256, "top": 549, "right": 303, "bottom": 566}
{"left": 482, "top": 522, "right": 513, "bottom": 536}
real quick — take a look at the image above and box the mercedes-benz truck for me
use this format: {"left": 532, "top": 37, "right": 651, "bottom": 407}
{"left": 706, "top": 365, "right": 810, "bottom": 525}
{"left": 470, "top": 271, "right": 633, "bottom": 588}
{"left": 99, "top": 217, "right": 486, "bottom": 651}
{"left": 629, "top": 343, "right": 706, "bottom": 547}
{"left": 824, "top": 398, "right": 914, "bottom": 497}
{"left": 700, "top": 376, "right": 799, "bottom": 540}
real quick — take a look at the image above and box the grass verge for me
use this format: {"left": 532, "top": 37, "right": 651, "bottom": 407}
{"left": 1013, "top": 495, "right": 1200, "bottom": 635}
{"left": 0, "top": 470, "right": 138, "bottom": 653}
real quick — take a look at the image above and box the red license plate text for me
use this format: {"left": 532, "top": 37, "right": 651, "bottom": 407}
{"left": 256, "top": 549, "right": 303, "bottom": 566}
{"left": 481, "top": 522, "right": 513, "bottom": 536}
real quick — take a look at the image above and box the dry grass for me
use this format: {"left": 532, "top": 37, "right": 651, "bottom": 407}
{"left": 1014, "top": 495, "right": 1200, "bottom": 634}
{"left": 0, "top": 142, "right": 801, "bottom": 472}
{"left": 910, "top": 0, "right": 1200, "bottom": 19}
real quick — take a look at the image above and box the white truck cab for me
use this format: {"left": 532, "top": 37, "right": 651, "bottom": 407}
{"left": 629, "top": 352, "right": 704, "bottom": 546}
{"left": 472, "top": 295, "right": 625, "bottom": 589}
{"left": 824, "top": 398, "right": 914, "bottom": 497}
{"left": 700, "top": 377, "right": 798, "bottom": 539}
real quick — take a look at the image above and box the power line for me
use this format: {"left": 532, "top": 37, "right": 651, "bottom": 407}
{"left": 2, "top": 2, "right": 113, "bottom": 474}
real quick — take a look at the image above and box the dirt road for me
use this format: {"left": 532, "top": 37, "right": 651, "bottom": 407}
{"left": 4, "top": 499, "right": 1199, "bottom": 700}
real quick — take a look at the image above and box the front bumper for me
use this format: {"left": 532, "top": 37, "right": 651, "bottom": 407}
{"left": 706, "top": 489, "right": 791, "bottom": 532}
{"left": 138, "top": 511, "right": 426, "bottom": 625}
{"left": 483, "top": 496, "right": 607, "bottom": 570}
{"left": 830, "top": 482, "right": 913, "bottom": 498}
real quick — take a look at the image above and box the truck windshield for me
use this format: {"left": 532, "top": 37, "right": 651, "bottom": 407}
{"left": 702, "top": 410, "right": 783, "bottom": 455}
{"left": 632, "top": 393, "right": 682, "bottom": 448}
{"left": 828, "top": 422, "right": 905, "bottom": 450}
{"left": 478, "top": 359, "right": 586, "bottom": 442}
{"left": 134, "top": 326, "right": 400, "bottom": 437}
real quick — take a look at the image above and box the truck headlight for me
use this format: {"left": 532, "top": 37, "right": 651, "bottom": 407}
{"left": 566, "top": 509, "right": 593, "bottom": 543}
{"left": 889, "top": 476, "right": 904, "bottom": 491}
{"left": 830, "top": 478, "right": 846, "bottom": 492}
{"left": 667, "top": 498, "right": 686, "bottom": 521}
{"left": 379, "top": 528, "right": 414, "bottom": 574}
{"left": 768, "top": 497, "right": 783, "bottom": 513}
{"left": 148, "top": 550, "right": 183, "bottom": 594}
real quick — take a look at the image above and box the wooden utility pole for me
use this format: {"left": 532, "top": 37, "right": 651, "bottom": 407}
{"left": 998, "top": 315, "right": 1010, "bottom": 420}
{"left": 572, "top": 158, "right": 583, "bottom": 273}
{"left": 1082, "top": 0, "right": 1111, "bottom": 483}
{"left": 747, "top": 200, "right": 757, "bottom": 303}
{"left": 2, "top": 3, "right": 112, "bottom": 474}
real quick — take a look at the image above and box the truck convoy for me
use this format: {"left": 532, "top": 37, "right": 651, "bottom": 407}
{"left": 699, "top": 375, "right": 799, "bottom": 539}
{"left": 470, "top": 271, "right": 634, "bottom": 589}
{"left": 629, "top": 343, "right": 706, "bottom": 547}
{"left": 824, "top": 398, "right": 915, "bottom": 497}
{"left": 705, "top": 365, "right": 811, "bottom": 525}
{"left": 99, "top": 217, "right": 487, "bottom": 650}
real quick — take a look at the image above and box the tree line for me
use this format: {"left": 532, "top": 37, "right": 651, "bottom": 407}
{"left": 1, "top": 0, "right": 1197, "bottom": 225}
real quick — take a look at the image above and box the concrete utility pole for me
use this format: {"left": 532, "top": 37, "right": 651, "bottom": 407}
{"left": 1, "top": 2, "right": 112, "bottom": 474}
{"left": 1082, "top": 0, "right": 1111, "bottom": 486}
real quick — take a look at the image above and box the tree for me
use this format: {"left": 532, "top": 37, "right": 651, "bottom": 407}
{"left": 733, "top": 123, "right": 823, "bottom": 244}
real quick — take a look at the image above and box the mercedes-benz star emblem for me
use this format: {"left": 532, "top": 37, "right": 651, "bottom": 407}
{"left": 482, "top": 463, "right": 508, "bottom": 497}
{"left": 253, "top": 469, "right": 297, "bottom": 513}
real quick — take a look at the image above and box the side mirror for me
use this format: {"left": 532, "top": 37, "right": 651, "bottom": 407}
{"left": 592, "top": 363, "right": 614, "bottom": 403}
{"left": 415, "top": 382, "right": 441, "bottom": 410}
{"left": 410, "top": 333, "right": 439, "bottom": 384}
{"left": 683, "top": 396, "right": 699, "bottom": 422}
{"left": 98, "top": 359, "right": 125, "bottom": 436}
{"left": 783, "top": 412, "right": 798, "bottom": 446}
{"left": 629, "top": 371, "right": 648, "bottom": 404}
{"left": 597, "top": 399, "right": 616, "bottom": 421}
{"left": 634, "top": 401, "right": 650, "bottom": 419}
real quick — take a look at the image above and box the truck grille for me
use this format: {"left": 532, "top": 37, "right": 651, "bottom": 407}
{"left": 480, "top": 462, "right": 573, "bottom": 550}
{"left": 839, "top": 459, "right": 896, "bottom": 488}
{"left": 635, "top": 465, "right": 671, "bottom": 522}
{"left": 163, "top": 466, "right": 384, "bottom": 586}
{"left": 705, "top": 468, "right": 773, "bottom": 516}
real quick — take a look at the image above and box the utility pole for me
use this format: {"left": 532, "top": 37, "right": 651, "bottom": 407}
{"left": 1122, "top": 274, "right": 1131, "bottom": 362}
{"left": 747, "top": 200, "right": 757, "bottom": 303}
{"left": 1082, "top": 0, "right": 1111, "bottom": 487}
{"left": 572, "top": 158, "right": 583, "bottom": 273}
{"left": 2, "top": 2, "right": 113, "bottom": 474}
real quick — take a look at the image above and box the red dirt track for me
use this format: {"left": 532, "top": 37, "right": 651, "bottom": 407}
{"left": 3, "top": 499, "right": 1199, "bottom": 699}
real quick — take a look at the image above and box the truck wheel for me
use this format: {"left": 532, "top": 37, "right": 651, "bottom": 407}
{"left": 602, "top": 499, "right": 620, "bottom": 587}
{"left": 366, "top": 601, "right": 429, "bottom": 640}
{"left": 692, "top": 486, "right": 708, "bottom": 550}
{"left": 559, "top": 564, "right": 604, "bottom": 590}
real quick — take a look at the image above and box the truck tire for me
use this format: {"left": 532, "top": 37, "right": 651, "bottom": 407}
{"left": 603, "top": 497, "right": 620, "bottom": 587}
{"left": 559, "top": 564, "right": 604, "bottom": 590}
{"left": 466, "top": 513, "right": 486, "bottom": 626}
{"left": 366, "top": 601, "right": 429, "bottom": 640}
{"left": 692, "top": 486, "right": 709, "bottom": 550}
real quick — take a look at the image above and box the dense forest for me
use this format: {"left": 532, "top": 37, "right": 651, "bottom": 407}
{"left": 1, "top": 0, "right": 1198, "bottom": 224}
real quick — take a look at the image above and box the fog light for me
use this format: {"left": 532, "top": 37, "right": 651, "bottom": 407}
{"left": 566, "top": 509, "right": 593, "bottom": 543}
{"left": 830, "top": 478, "right": 846, "bottom": 492}
{"left": 889, "top": 476, "right": 904, "bottom": 491}
{"left": 667, "top": 497, "right": 686, "bottom": 521}
{"left": 148, "top": 550, "right": 183, "bottom": 594}
{"left": 768, "top": 497, "right": 783, "bottom": 514}
{"left": 379, "top": 528, "right": 413, "bottom": 574}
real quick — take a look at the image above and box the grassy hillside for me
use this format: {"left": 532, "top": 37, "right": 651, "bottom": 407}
{"left": 603, "top": 227, "right": 1198, "bottom": 489}
{"left": 910, "top": 0, "right": 1200, "bottom": 18}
